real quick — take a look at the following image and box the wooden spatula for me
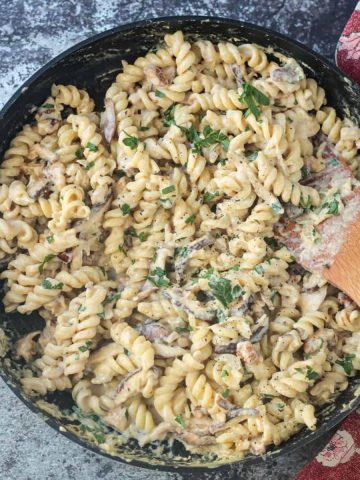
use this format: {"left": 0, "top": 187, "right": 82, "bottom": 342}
{"left": 275, "top": 140, "right": 360, "bottom": 305}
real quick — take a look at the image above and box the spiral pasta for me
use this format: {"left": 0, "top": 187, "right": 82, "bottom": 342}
{"left": 2, "top": 30, "right": 360, "bottom": 462}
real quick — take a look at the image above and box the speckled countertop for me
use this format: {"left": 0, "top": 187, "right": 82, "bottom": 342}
{"left": 0, "top": 1, "right": 357, "bottom": 479}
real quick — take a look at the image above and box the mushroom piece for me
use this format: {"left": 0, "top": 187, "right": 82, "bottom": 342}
{"left": 27, "top": 175, "right": 50, "bottom": 200}
{"left": 226, "top": 407, "right": 260, "bottom": 420}
{"left": 101, "top": 98, "right": 116, "bottom": 144}
{"left": 140, "top": 320, "right": 170, "bottom": 342}
{"left": 236, "top": 341, "right": 263, "bottom": 364}
{"left": 144, "top": 64, "right": 174, "bottom": 87}
{"left": 214, "top": 342, "right": 237, "bottom": 354}
{"left": 73, "top": 193, "right": 112, "bottom": 237}
{"left": 231, "top": 64, "right": 244, "bottom": 87}
{"left": 249, "top": 314, "right": 269, "bottom": 344}
{"left": 270, "top": 59, "right": 305, "bottom": 84}
{"left": 162, "top": 287, "right": 217, "bottom": 322}
{"left": 175, "top": 234, "right": 215, "bottom": 284}
{"left": 229, "top": 295, "right": 253, "bottom": 317}
{"left": 116, "top": 367, "right": 142, "bottom": 404}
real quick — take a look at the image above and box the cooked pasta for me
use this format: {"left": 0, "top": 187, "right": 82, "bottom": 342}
{"left": 2, "top": 30, "right": 360, "bottom": 461}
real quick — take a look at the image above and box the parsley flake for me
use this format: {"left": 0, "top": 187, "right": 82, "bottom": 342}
{"left": 161, "top": 185, "right": 175, "bottom": 195}
{"left": 174, "top": 415, "right": 185, "bottom": 428}
{"left": 120, "top": 203, "right": 131, "bottom": 215}
{"left": 209, "top": 277, "right": 244, "bottom": 308}
{"left": 155, "top": 90, "right": 165, "bottom": 98}
{"left": 46, "top": 235, "right": 54, "bottom": 244}
{"left": 85, "top": 161, "right": 95, "bottom": 171}
{"left": 86, "top": 142, "right": 98, "bottom": 152}
{"left": 75, "top": 147, "right": 84, "bottom": 159}
{"left": 41, "top": 279, "right": 63, "bottom": 290}
{"left": 239, "top": 82, "right": 270, "bottom": 118}
{"left": 122, "top": 131, "right": 139, "bottom": 150}
{"left": 147, "top": 267, "right": 170, "bottom": 288}
{"left": 38, "top": 254, "right": 56, "bottom": 274}
{"left": 336, "top": 354, "right": 355, "bottom": 375}
{"left": 185, "top": 214, "right": 196, "bottom": 224}
{"left": 203, "top": 191, "right": 219, "bottom": 204}
{"left": 222, "top": 389, "right": 230, "bottom": 398}
{"left": 79, "top": 341, "right": 92, "bottom": 353}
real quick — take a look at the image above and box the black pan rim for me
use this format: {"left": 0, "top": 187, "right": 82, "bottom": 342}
{"left": 1, "top": 14, "right": 360, "bottom": 473}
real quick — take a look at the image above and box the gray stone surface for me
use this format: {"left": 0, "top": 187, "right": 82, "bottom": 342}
{"left": 0, "top": 0, "right": 357, "bottom": 479}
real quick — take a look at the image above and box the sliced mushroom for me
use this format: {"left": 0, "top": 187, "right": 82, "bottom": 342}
{"left": 140, "top": 320, "right": 170, "bottom": 342}
{"left": 214, "top": 342, "right": 237, "bottom": 354}
{"left": 73, "top": 193, "right": 112, "bottom": 236}
{"left": 270, "top": 59, "right": 305, "bottom": 84}
{"left": 227, "top": 407, "right": 259, "bottom": 420}
{"left": 162, "top": 287, "right": 216, "bottom": 322}
{"left": 101, "top": 98, "right": 116, "bottom": 144}
{"left": 229, "top": 295, "right": 253, "bottom": 317}
{"left": 249, "top": 314, "right": 269, "bottom": 344}
{"left": 236, "top": 341, "right": 263, "bottom": 364}
{"left": 57, "top": 251, "right": 72, "bottom": 263}
{"left": 231, "top": 64, "right": 243, "bottom": 87}
{"left": 27, "top": 176, "right": 50, "bottom": 200}
{"left": 175, "top": 234, "right": 215, "bottom": 284}
{"left": 144, "top": 64, "right": 173, "bottom": 87}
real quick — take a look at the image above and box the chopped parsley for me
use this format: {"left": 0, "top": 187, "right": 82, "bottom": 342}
{"left": 41, "top": 279, "right": 63, "bottom": 290}
{"left": 239, "top": 82, "right": 270, "bottom": 118}
{"left": 300, "top": 193, "right": 312, "bottom": 210}
{"left": 159, "top": 198, "right": 173, "bottom": 209}
{"left": 86, "top": 142, "right": 98, "bottom": 152}
{"left": 75, "top": 147, "right": 84, "bottom": 159}
{"left": 254, "top": 264, "right": 264, "bottom": 275}
{"left": 46, "top": 235, "right": 54, "bottom": 244}
{"left": 174, "top": 415, "right": 185, "bottom": 428}
{"left": 175, "top": 246, "right": 188, "bottom": 257}
{"left": 184, "top": 125, "right": 229, "bottom": 154}
{"left": 185, "top": 214, "right": 196, "bottom": 224}
{"left": 271, "top": 201, "right": 282, "bottom": 214}
{"left": 78, "top": 305, "right": 86, "bottom": 313}
{"left": 139, "top": 126, "right": 149, "bottom": 131}
{"left": 175, "top": 325, "right": 193, "bottom": 332}
{"left": 222, "top": 389, "right": 230, "bottom": 398}
{"left": 120, "top": 203, "right": 131, "bottom": 215}
{"left": 221, "top": 369, "right": 229, "bottom": 378}
{"left": 336, "top": 354, "right": 355, "bottom": 375}
{"left": 97, "top": 311, "right": 105, "bottom": 320}
{"left": 216, "top": 309, "right": 227, "bottom": 323}
{"left": 209, "top": 276, "right": 244, "bottom": 308}
{"left": 219, "top": 157, "right": 226, "bottom": 166}
{"left": 155, "top": 89, "right": 165, "bottom": 98}
{"left": 270, "top": 290, "right": 276, "bottom": 302}
{"left": 147, "top": 267, "right": 170, "bottom": 288}
{"left": 103, "top": 291, "right": 122, "bottom": 305}
{"left": 85, "top": 161, "right": 95, "bottom": 171}
{"left": 124, "top": 348, "right": 130, "bottom": 356}
{"left": 79, "top": 341, "right": 92, "bottom": 353}
{"left": 231, "top": 265, "right": 240, "bottom": 271}
{"left": 264, "top": 237, "right": 279, "bottom": 249}
{"left": 122, "top": 131, "right": 139, "bottom": 150}
{"left": 118, "top": 245, "right": 127, "bottom": 256}
{"left": 38, "top": 254, "right": 56, "bottom": 274}
{"left": 203, "top": 191, "right": 219, "bottom": 204}
{"left": 138, "top": 232, "right": 146, "bottom": 242}
{"left": 161, "top": 185, "right": 175, "bottom": 195}
{"left": 329, "top": 157, "right": 339, "bottom": 167}
{"left": 322, "top": 193, "right": 340, "bottom": 215}
{"left": 260, "top": 393, "right": 274, "bottom": 400}
{"left": 301, "top": 165, "right": 310, "bottom": 179}
{"left": 162, "top": 104, "right": 176, "bottom": 127}
{"left": 245, "top": 150, "right": 259, "bottom": 162}
{"left": 42, "top": 103, "right": 54, "bottom": 109}
{"left": 125, "top": 227, "right": 138, "bottom": 238}
{"left": 296, "top": 366, "right": 320, "bottom": 381}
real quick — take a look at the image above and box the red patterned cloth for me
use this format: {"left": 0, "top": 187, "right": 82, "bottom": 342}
{"left": 297, "top": 5, "right": 360, "bottom": 478}
{"left": 296, "top": 410, "right": 360, "bottom": 480}
{"left": 336, "top": 2, "right": 360, "bottom": 82}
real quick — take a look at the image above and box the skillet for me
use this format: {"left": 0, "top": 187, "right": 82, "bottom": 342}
{"left": 0, "top": 15, "right": 360, "bottom": 472}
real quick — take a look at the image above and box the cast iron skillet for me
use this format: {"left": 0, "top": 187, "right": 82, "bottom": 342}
{"left": 1, "top": 16, "right": 360, "bottom": 473}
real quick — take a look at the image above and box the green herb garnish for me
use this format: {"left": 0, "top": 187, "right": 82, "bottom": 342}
{"left": 174, "top": 415, "right": 185, "bottom": 428}
{"left": 46, "top": 235, "right": 54, "bottom": 244}
{"left": 41, "top": 279, "right": 63, "bottom": 290}
{"left": 155, "top": 90, "right": 165, "bottom": 98}
{"left": 75, "top": 147, "right": 84, "bottom": 159}
{"left": 209, "top": 277, "right": 244, "bottom": 308}
{"left": 79, "top": 341, "right": 92, "bottom": 353}
{"left": 38, "top": 254, "right": 56, "bottom": 274}
{"left": 305, "top": 366, "right": 320, "bottom": 381}
{"left": 271, "top": 201, "right": 282, "bottom": 214}
{"left": 139, "top": 126, "right": 150, "bottom": 131}
{"left": 103, "top": 292, "right": 122, "bottom": 305}
{"left": 86, "top": 142, "right": 98, "bottom": 152}
{"left": 254, "top": 264, "right": 264, "bottom": 275}
{"left": 185, "top": 214, "right": 196, "bottom": 224}
{"left": 163, "top": 104, "right": 176, "bottom": 127}
{"left": 336, "top": 354, "right": 355, "bottom": 375}
{"left": 147, "top": 267, "right": 170, "bottom": 288}
{"left": 161, "top": 185, "right": 175, "bottom": 195}
{"left": 85, "top": 161, "right": 95, "bottom": 171}
{"left": 245, "top": 150, "right": 259, "bottom": 162}
{"left": 239, "top": 82, "right": 270, "bottom": 118}
{"left": 138, "top": 232, "right": 146, "bottom": 242}
{"left": 222, "top": 389, "right": 230, "bottom": 398}
{"left": 42, "top": 103, "right": 54, "bottom": 109}
{"left": 120, "top": 203, "right": 131, "bottom": 215}
{"left": 122, "top": 131, "right": 139, "bottom": 150}
{"left": 124, "top": 348, "right": 130, "bottom": 356}
{"left": 203, "top": 191, "right": 219, "bottom": 204}
{"left": 175, "top": 325, "right": 193, "bottom": 332}
{"left": 221, "top": 369, "right": 229, "bottom": 378}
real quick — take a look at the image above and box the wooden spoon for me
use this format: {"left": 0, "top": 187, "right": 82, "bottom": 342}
{"left": 275, "top": 139, "right": 360, "bottom": 305}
